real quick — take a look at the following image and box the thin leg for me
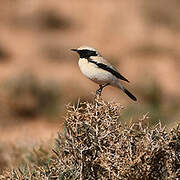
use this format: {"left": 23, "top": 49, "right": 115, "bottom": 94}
{"left": 96, "top": 85, "right": 103, "bottom": 95}
{"left": 96, "top": 83, "right": 110, "bottom": 96}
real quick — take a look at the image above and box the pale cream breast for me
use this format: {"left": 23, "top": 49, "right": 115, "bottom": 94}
{"left": 78, "top": 58, "right": 115, "bottom": 85}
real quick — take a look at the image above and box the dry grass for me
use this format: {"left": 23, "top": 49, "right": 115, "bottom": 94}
{"left": 3, "top": 73, "right": 61, "bottom": 119}
{"left": 2, "top": 97, "right": 180, "bottom": 179}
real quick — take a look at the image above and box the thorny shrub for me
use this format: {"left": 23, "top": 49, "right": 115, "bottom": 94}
{"left": 2, "top": 97, "right": 180, "bottom": 179}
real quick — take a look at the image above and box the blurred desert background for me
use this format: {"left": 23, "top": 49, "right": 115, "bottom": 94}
{"left": 0, "top": 0, "right": 180, "bottom": 172}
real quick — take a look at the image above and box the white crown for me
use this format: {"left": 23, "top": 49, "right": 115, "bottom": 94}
{"left": 77, "top": 46, "right": 97, "bottom": 51}
{"left": 77, "top": 46, "right": 101, "bottom": 56}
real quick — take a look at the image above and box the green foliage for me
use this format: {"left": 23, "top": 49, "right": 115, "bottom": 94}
{"left": 2, "top": 98, "right": 180, "bottom": 179}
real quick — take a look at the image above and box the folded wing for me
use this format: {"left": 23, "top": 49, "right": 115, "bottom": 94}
{"left": 88, "top": 58, "right": 129, "bottom": 82}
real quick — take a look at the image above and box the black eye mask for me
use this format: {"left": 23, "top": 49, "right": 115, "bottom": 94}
{"left": 78, "top": 50, "right": 97, "bottom": 59}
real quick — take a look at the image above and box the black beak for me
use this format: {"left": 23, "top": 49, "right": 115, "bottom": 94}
{"left": 71, "top": 48, "right": 78, "bottom": 52}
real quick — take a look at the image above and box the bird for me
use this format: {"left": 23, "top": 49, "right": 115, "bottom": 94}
{"left": 71, "top": 46, "right": 137, "bottom": 101}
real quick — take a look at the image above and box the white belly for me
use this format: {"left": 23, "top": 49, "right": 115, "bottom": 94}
{"left": 78, "top": 58, "right": 115, "bottom": 85}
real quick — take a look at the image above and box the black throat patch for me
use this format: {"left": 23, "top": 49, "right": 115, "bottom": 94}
{"left": 78, "top": 50, "right": 97, "bottom": 59}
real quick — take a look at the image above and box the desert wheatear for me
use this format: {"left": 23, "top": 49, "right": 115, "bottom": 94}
{"left": 71, "top": 46, "right": 137, "bottom": 101}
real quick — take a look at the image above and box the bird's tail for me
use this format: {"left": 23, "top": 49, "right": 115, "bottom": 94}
{"left": 116, "top": 81, "right": 137, "bottom": 101}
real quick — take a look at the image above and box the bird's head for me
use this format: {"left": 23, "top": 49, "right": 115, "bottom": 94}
{"left": 71, "top": 46, "right": 101, "bottom": 59}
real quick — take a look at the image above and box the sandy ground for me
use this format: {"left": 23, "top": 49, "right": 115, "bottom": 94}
{"left": 0, "top": 0, "right": 179, "bottom": 149}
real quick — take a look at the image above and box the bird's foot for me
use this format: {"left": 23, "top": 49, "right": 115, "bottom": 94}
{"left": 95, "top": 83, "right": 110, "bottom": 97}
{"left": 96, "top": 88, "right": 102, "bottom": 96}
{"left": 94, "top": 87, "right": 102, "bottom": 104}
